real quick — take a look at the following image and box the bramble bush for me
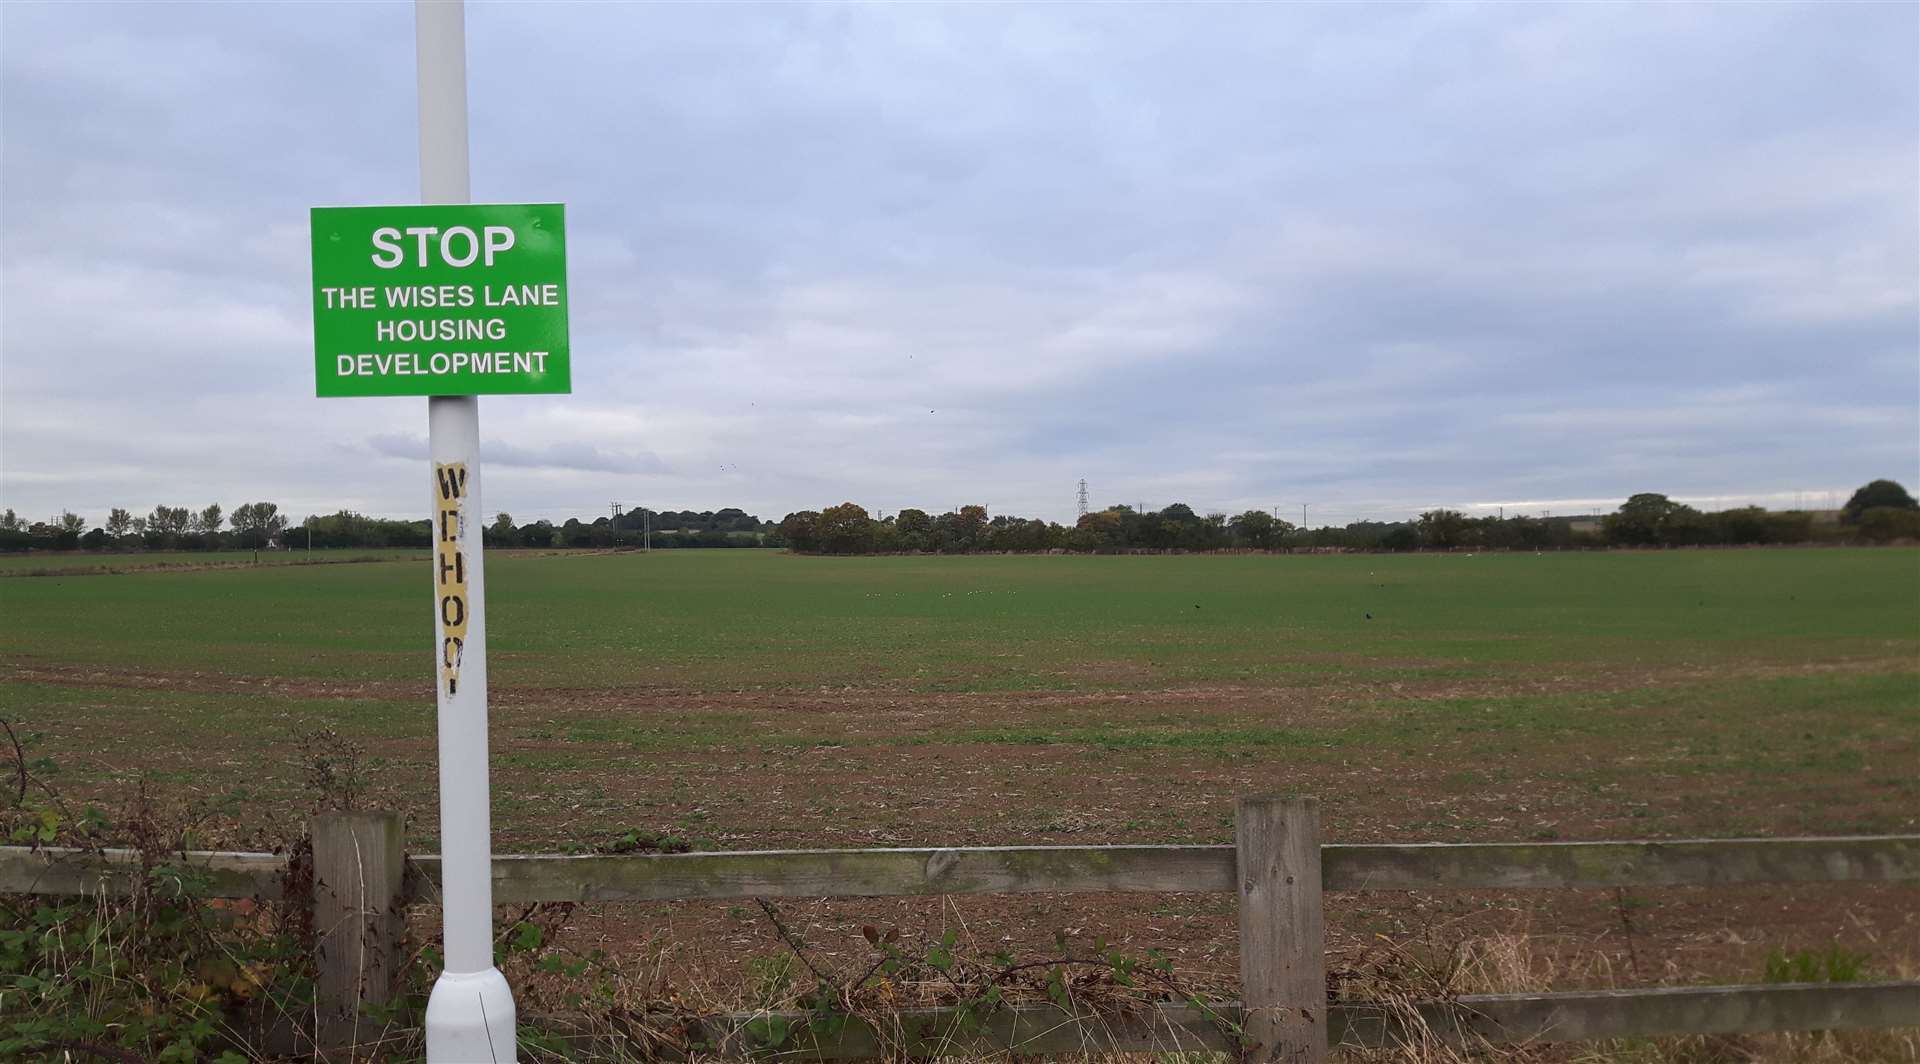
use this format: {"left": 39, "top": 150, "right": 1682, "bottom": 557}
{"left": 0, "top": 722, "right": 317, "bottom": 1062}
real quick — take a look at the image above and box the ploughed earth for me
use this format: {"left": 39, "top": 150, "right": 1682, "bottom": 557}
{"left": 9, "top": 657, "right": 1918, "bottom": 1011}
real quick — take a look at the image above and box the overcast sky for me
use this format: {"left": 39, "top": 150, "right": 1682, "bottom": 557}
{"left": 2, "top": 2, "right": 1915, "bottom": 528}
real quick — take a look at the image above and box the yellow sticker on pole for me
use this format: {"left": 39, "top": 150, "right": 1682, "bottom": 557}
{"left": 434, "top": 462, "right": 470, "bottom": 696}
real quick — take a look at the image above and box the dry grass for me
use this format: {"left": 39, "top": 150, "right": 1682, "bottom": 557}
{"left": 1336, "top": 931, "right": 1918, "bottom": 1064}
{"left": 493, "top": 906, "right": 1917, "bottom": 1063}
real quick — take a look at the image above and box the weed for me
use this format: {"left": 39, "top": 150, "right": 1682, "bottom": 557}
{"left": 1764, "top": 945, "right": 1871, "bottom": 984}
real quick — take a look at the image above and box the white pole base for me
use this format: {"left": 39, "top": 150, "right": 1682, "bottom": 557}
{"left": 425, "top": 967, "right": 517, "bottom": 1063}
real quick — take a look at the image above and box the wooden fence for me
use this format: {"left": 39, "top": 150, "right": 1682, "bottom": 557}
{"left": 4, "top": 797, "right": 1917, "bottom": 1061}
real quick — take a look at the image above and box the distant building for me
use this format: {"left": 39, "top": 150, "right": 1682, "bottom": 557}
{"left": 1549, "top": 514, "right": 1609, "bottom": 535}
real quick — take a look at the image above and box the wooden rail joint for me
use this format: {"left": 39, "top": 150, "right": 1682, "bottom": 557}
{"left": 310, "top": 811, "right": 406, "bottom": 1054}
{"left": 1236, "top": 796, "right": 1327, "bottom": 1063}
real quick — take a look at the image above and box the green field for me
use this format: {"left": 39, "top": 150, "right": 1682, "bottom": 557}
{"left": 1, "top": 547, "right": 1916, "bottom": 852}
{"left": 5, "top": 547, "right": 1914, "bottom": 685}
{"left": 0, "top": 547, "right": 426, "bottom": 575}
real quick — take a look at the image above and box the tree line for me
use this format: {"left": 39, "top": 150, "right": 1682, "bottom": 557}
{"left": 0, "top": 503, "right": 288, "bottom": 552}
{"left": 5, "top": 481, "right": 1914, "bottom": 555}
{"left": 773, "top": 479, "right": 1920, "bottom": 555}
{"left": 0, "top": 502, "right": 775, "bottom": 552}
{"left": 484, "top": 507, "right": 771, "bottom": 550}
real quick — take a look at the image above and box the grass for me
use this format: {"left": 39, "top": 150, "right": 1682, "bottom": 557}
{"left": 1, "top": 547, "right": 1914, "bottom": 688}
{"left": 0, "top": 547, "right": 427, "bottom": 574}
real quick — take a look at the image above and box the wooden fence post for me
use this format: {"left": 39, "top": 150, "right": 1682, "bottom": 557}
{"left": 312, "top": 811, "right": 407, "bottom": 1056}
{"left": 1236, "top": 796, "right": 1327, "bottom": 1063}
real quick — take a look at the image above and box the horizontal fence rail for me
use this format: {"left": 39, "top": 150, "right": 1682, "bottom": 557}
{"left": 1323, "top": 836, "right": 1920, "bottom": 891}
{"left": 444, "top": 836, "right": 1920, "bottom": 902}
{"left": 8, "top": 835, "right": 1918, "bottom": 902}
{"left": 0, "top": 846, "right": 287, "bottom": 899}
{"left": 441, "top": 845, "right": 1232, "bottom": 902}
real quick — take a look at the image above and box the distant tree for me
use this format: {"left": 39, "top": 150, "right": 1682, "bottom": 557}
{"left": 1416, "top": 509, "right": 1470, "bottom": 549}
{"left": 1842, "top": 480, "right": 1918, "bottom": 524}
{"left": 1114, "top": 506, "right": 1154, "bottom": 547}
{"left": 1715, "top": 506, "right": 1772, "bottom": 545}
{"left": 302, "top": 510, "right": 429, "bottom": 548}
{"left": 1229, "top": 510, "right": 1289, "bottom": 549}
{"left": 1481, "top": 515, "right": 1552, "bottom": 550}
{"left": 1132, "top": 504, "right": 1191, "bottom": 550}
{"left": 38, "top": 520, "right": 80, "bottom": 551}
{"left": 1197, "top": 513, "right": 1230, "bottom": 550}
{"left": 1662, "top": 506, "right": 1714, "bottom": 546}
{"left": 230, "top": 502, "right": 287, "bottom": 547}
{"left": 1379, "top": 525, "right": 1421, "bottom": 551}
{"left": 894, "top": 508, "right": 933, "bottom": 552}
{"left": 1334, "top": 521, "right": 1394, "bottom": 549}
{"left": 491, "top": 512, "right": 516, "bottom": 542}
{"left": 518, "top": 520, "right": 556, "bottom": 548}
{"left": 984, "top": 516, "right": 1056, "bottom": 553}
{"left": 778, "top": 511, "right": 821, "bottom": 553}
{"left": 0, "top": 510, "right": 19, "bottom": 532}
{"left": 1765, "top": 510, "right": 1813, "bottom": 544}
{"left": 1858, "top": 506, "right": 1920, "bottom": 543}
{"left": 1512, "top": 516, "right": 1559, "bottom": 548}
{"left": 56, "top": 511, "right": 86, "bottom": 535}
{"left": 709, "top": 508, "right": 759, "bottom": 533}
{"left": 197, "top": 504, "right": 224, "bottom": 535}
{"left": 105, "top": 508, "right": 133, "bottom": 537}
{"left": 949, "top": 505, "right": 989, "bottom": 552}
{"left": 147, "top": 506, "right": 191, "bottom": 536}
{"left": 80, "top": 528, "right": 110, "bottom": 550}
{"left": 1070, "top": 510, "right": 1126, "bottom": 552}
{"left": 1602, "top": 493, "right": 1696, "bottom": 546}
{"left": 816, "top": 502, "right": 876, "bottom": 554}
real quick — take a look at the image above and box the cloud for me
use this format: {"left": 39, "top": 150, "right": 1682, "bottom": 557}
{"left": 1, "top": 2, "right": 1914, "bottom": 529}
{"left": 366, "top": 433, "right": 666, "bottom": 475}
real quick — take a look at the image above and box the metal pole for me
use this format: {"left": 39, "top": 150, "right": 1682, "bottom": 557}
{"left": 417, "top": 1, "right": 516, "bottom": 1059}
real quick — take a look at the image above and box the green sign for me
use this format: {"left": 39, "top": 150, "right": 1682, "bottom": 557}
{"left": 310, "top": 203, "right": 571, "bottom": 397}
